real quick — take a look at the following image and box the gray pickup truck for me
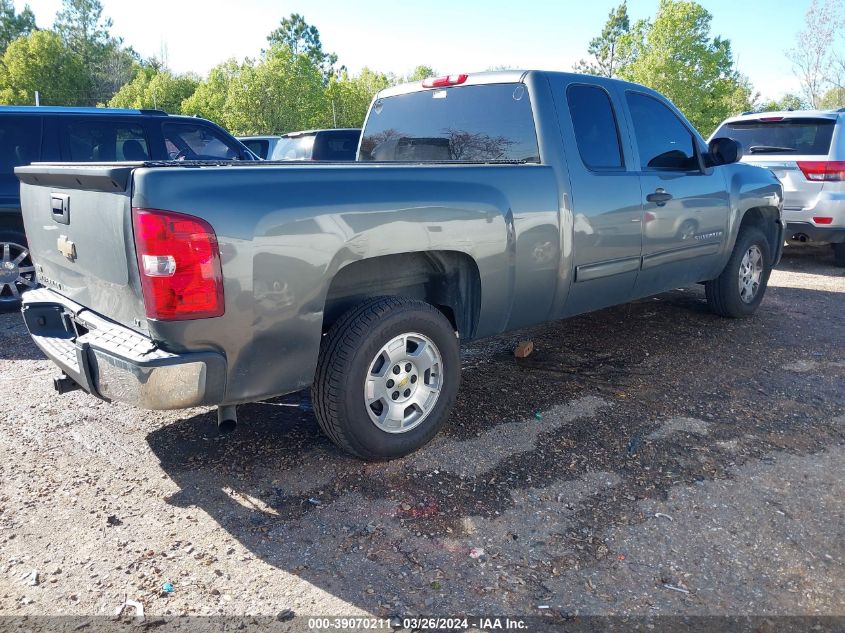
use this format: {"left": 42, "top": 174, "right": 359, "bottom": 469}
{"left": 16, "top": 71, "right": 784, "bottom": 459}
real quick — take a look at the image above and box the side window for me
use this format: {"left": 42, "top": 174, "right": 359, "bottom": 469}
{"left": 163, "top": 122, "right": 241, "bottom": 160}
{"left": 59, "top": 120, "right": 150, "bottom": 162}
{"left": 241, "top": 139, "right": 269, "bottom": 159}
{"left": 0, "top": 116, "right": 41, "bottom": 198}
{"left": 626, "top": 92, "right": 698, "bottom": 171}
{"left": 313, "top": 131, "right": 360, "bottom": 160}
{"left": 566, "top": 85, "right": 624, "bottom": 170}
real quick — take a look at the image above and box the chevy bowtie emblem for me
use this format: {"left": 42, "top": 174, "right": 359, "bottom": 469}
{"left": 57, "top": 235, "right": 76, "bottom": 261}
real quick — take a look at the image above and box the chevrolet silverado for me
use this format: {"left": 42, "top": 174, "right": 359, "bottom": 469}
{"left": 16, "top": 71, "right": 784, "bottom": 459}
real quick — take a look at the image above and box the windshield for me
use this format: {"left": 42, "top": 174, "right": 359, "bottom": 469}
{"left": 359, "top": 82, "right": 540, "bottom": 163}
{"left": 714, "top": 118, "right": 835, "bottom": 155}
{"left": 271, "top": 135, "right": 315, "bottom": 160}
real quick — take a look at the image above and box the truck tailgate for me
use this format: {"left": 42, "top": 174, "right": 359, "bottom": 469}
{"left": 16, "top": 164, "right": 146, "bottom": 330}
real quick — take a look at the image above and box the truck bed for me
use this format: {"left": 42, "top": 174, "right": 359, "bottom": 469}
{"left": 17, "top": 160, "right": 561, "bottom": 403}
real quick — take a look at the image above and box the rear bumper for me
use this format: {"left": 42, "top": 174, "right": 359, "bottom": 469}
{"left": 21, "top": 287, "right": 226, "bottom": 409}
{"left": 782, "top": 190, "right": 845, "bottom": 233}
{"left": 786, "top": 221, "right": 845, "bottom": 243}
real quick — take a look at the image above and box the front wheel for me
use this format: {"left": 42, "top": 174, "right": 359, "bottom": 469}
{"left": 312, "top": 296, "right": 460, "bottom": 460}
{"left": 705, "top": 227, "right": 772, "bottom": 318}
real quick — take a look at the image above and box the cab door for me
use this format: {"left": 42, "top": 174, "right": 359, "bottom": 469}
{"left": 624, "top": 91, "right": 731, "bottom": 297}
{"left": 552, "top": 80, "right": 644, "bottom": 317}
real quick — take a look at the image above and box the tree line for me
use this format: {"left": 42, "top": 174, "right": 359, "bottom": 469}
{"left": 576, "top": 0, "right": 845, "bottom": 129}
{"left": 0, "top": 0, "right": 840, "bottom": 137}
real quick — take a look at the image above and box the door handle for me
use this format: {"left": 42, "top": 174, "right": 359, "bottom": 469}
{"left": 646, "top": 189, "right": 673, "bottom": 205}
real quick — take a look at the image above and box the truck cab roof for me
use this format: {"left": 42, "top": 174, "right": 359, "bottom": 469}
{"left": 377, "top": 69, "right": 658, "bottom": 100}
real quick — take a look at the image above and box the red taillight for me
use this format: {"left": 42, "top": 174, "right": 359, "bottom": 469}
{"left": 132, "top": 208, "right": 224, "bottom": 320}
{"left": 421, "top": 74, "right": 468, "bottom": 88}
{"left": 813, "top": 216, "right": 834, "bottom": 224}
{"left": 644, "top": 211, "right": 657, "bottom": 222}
{"left": 797, "top": 161, "right": 845, "bottom": 181}
{"left": 758, "top": 116, "right": 784, "bottom": 122}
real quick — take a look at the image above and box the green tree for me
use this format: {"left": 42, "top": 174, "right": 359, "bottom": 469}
{"left": 0, "top": 0, "right": 36, "bottom": 55}
{"left": 757, "top": 93, "right": 807, "bottom": 112}
{"left": 324, "top": 67, "right": 393, "bottom": 128}
{"left": 54, "top": 0, "right": 131, "bottom": 104}
{"left": 0, "top": 30, "right": 89, "bottom": 105}
{"left": 183, "top": 47, "right": 328, "bottom": 135}
{"left": 574, "top": 2, "right": 631, "bottom": 77}
{"left": 788, "top": 0, "right": 839, "bottom": 109}
{"left": 95, "top": 45, "right": 143, "bottom": 105}
{"left": 820, "top": 87, "right": 845, "bottom": 109}
{"left": 405, "top": 65, "right": 437, "bottom": 82}
{"left": 54, "top": 0, "right": 111, "bottom": 65}
{"left": 267, "top": 13, "right": 338, "bottom": 82}
{"left": 108, "top": 69, "right": 199, "bottom": 113}
{"left": 228, "top": 46, "right": 328, "bottom": 134}
{"left": 617, "top": 0, "right": 754, "bottom": 135}
{"left": 181, "top": 58, "right": 244, "bottom": 130}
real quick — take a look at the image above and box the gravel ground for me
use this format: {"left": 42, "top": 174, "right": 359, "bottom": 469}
{"left": 0, "top": 243, "right": 843, "bottom": 623}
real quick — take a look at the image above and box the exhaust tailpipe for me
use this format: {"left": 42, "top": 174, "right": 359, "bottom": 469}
{"left": 217, "top": 405, "right": 237, "bottom": 434}
{"left": 791, "top": 233, "right": 809, "bottom": 243}
{"left": 53, "top": 373, "right": 81, "bottom": 395}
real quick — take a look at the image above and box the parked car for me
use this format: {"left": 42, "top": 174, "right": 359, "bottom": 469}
{"left": 16, "top": 71, "right": 783, "bottom": 460}
{"left": 237, "top": 135, "right": 282, "bottom": 159}
{"left": 711, "top": 109, "right": 845, "bottom": 266}
{"left": 0, "top": 106, "right": 256, "bottom": 308}
{"left": 239, "top": 129, "right": 361, "bottom": 161}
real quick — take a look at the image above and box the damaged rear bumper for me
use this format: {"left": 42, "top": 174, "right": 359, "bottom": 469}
{"left": 21, "top": 287, "right": 226, "bottom": 409}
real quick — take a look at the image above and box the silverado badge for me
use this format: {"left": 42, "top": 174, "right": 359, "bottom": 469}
{"left": 57, "top": 235, "right": 76, "bottom": 261}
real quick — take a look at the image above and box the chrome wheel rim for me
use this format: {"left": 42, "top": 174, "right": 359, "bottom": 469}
{"left": 738, "top": 244, "right": 763, "bottom": 304}
{"left": 364, "top": 332, "right": 443, "bottom": 434}
{"left": 0, "top": 242, "right": 36, "bottom": 304}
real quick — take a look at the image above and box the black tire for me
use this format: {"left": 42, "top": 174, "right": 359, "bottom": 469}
{"left": 312, "top": 296, "right": 460, "bottom": 460}
{"left": 833, "top": 242, "right": 845, "bottom": 268}
{"left": 0, "top": 227, "right": 33, "bottom": 312}
{"left": 705, "top": 227, "right": 772, "bottom": 318}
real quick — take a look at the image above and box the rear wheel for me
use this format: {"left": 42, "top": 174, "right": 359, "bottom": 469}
{"left": 705, "top": 227, "right": 772, "bottom": 318}
{"left": 0, "top": 229, "right": 36, "bottom": 311}
{"left": 833, "top": 242, "right": 845, "bottom": 268}
{"left": 312, "top": 296, "right": 460, "bottom": 460}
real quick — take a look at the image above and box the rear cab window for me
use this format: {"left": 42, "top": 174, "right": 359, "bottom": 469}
{"left": 713, "top": 118, "right": 835, "bottom": 156}
{"left": 359, "top": 83, "right": 540, "bottom": 163}
{"left": 566, "top": 84, "right": 624, "bottom": 170}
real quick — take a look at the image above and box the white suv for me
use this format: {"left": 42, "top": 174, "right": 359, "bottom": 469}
{"left": 711, "top": 110, "right": 845, "bottom": 266}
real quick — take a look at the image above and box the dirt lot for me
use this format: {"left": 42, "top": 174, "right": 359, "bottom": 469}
{"left": 0, "top": 243, "right": 843, "bottom": 624}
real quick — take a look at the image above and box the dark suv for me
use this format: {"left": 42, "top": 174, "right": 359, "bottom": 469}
{"left": 0, "top": 106, "right": 255, "bottom": 307}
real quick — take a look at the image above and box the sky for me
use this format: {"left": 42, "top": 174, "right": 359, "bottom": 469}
{"left": 15, "top": 0, "right": 809, "bottom": 100}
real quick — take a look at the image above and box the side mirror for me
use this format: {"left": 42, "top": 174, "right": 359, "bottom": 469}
{"left": 706, "top": 137, "right": 743, "bottom": 167}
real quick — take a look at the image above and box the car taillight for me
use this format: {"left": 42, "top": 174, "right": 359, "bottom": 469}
{"left": 132, "top": 208, "right": 224, "bottom": 320}
{"left": 797, "top": 161, "right": 845, "bottom": 181}
{"left": 421, "top": 74, "right": 468, "bottom": 88}
{"left": 813, "top": 216, "right": 834, "bottom": 224}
